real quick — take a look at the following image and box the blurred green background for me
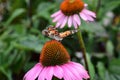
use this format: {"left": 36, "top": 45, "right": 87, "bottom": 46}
{"left": 0, "top": 0, "right": 120, "bottom": 80}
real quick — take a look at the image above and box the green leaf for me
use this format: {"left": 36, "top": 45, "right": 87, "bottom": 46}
{"left": 105, "top": 1, "right": 120, "bottom": 12}
{"left": 86, "top": 53, "right": 95, "bottom": 80}
{"left": 103, "top": 59, "right": 120, "bottom": 80}
{"left": 24, "top": 62, "right": 37, "bottom": 72}
{"left": 109, "top": 59, "right": 120, "bottom": 75}
{"left": 8, "top": 24, "right": 27, "bottom": 35}
{"left": 6, "top": 8, "right": 25, "bottom": 25}
{"left": 81, "top": 22, "right": 107, "bottom": 37}
{"left": 106, "top": 40, "right": 114, "bottom": 56}
{"left": 12, "top": 51, "right": 27, "bottom": 73}
{"left": 97, "top": 62, "right": 105, "bottom": 80}
{"left": 33, "top": 2, "right": 56, "bottom": 20}
{"left": 13, "top": 34, "right": 47, "bottom": 52}
{"left": 0, "top": 67, "right": 12, "bottom": 80}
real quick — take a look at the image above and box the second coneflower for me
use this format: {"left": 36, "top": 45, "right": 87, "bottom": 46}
{"left": 24, "top": 40, "right": 89, "bottom": 80}
{"left": 51, "top": 0, "right": 96, "bottom": 29}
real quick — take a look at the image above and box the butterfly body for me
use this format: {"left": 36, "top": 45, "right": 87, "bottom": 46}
{"left": 42, "top": 25, "right": 78, "bottom": 41}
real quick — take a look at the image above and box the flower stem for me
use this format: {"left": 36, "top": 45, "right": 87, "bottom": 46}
{"left": 27, "top": 0, "right": 33, "bottom": 28}
{"left": 96, "top": 0, "right": 101, "bottom": 14}
{"left": 77, "top": 30, "right": 90, "bottom": 80}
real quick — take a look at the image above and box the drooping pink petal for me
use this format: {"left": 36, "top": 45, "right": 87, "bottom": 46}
{"left": 73, "top": 18, "right": 78, "bottom": 29}
{"left": 53, "top": 65, "right": 63, "bottom": 79}
{"left": 73, "top": 14, "right": 81, "bottom": 25}
{"left": 24, "top": 63, "right": 42, "bottom": 80}
{"left": 65, "top": 63, "right": 82, "bottom": 80}
{"left": 75, "top": 66, "right": 90, "bottom": 79}
{"left": 61, "top": 65, "right": 75, "bottom": 80}
{"left": 82, "top": 9, "right": 96, "bottom": 18}
{"left": 60, "top": 16, "right": 68, "bottom": 28}
{"left": 68, "top": 16, "right": 72, "bottom": 27}
{"left": 53, "top": 13, "right": 64, "bottom": 22}
{"left": 70, "top": 62, "right": 90, "bottom": 79}
{"left": 51, "top": 10, "right": 62, "bottom": 18}
{"left": 80, "top": 12, "right": 88, "bottom": 21}
{"left": 56, "top": 22, "right": 61, "bottom": 28}
{"left": 38, "top": 67, "right": 49, "bottom": 80}
{"left": 55, "top": 15, "right": 65, "bottom": 28}
{"left": 70, "top": 62, "right": 85, "bottom": 69}
{"left": 85, "top": 14, "right": 94, "bottom": 21}
{"left": 45, "top": 67, "right": 54, "bottom": 80}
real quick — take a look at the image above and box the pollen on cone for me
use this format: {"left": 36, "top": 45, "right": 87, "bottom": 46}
{"left": 60, "top": 0, "right": 84, "bottom": 15}
{"left": 40, "top": 40, "right": 70, "bottom": 66}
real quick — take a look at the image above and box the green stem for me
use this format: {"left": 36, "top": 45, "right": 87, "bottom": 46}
{"left": 96, "top": 0, "right": 101, "bottom": 14}
{"left": 27, "top": 0, "right": 33, "bottom": 28}
{"left": 77, "top": 30, "right": 90, "bottom": 80}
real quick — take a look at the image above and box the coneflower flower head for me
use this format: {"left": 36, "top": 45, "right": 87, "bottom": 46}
{"left": 24, "top": 40, "right": 89, "bottom": 80}
{"left": 40, "top": 40, "right": 70, "bottom": 66}
{"left": 51, "top": 0, "right": 96, "bottom": 29}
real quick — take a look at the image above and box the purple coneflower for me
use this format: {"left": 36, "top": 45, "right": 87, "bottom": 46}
{"left": 51, "top": 0, "right": 96, "bottom": 29}
{"left": 24, "top": 40, "right": 89, "bottom": 80}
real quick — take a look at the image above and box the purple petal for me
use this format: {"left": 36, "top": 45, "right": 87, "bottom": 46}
{"left": 73, "top": 14, "right": 81, "bottom": 25}
{"left": 68, "top": 16, "right": 72, "bottom": 27}
{"left": 86, "top": 14, "right": 94, "bottom": 21}
{"left": 53, "top": 66, "right": 63, "bottom": 79}
{"left": 65, "top": 63, "right": 82, "bottom": 80}
{"left": 55, "top": 15, "right": 65, "bottom": 28}
{"left": 82, "top": 9, "right": 96, "bottom": 18}
{"left": 70, "top": 62, "right": 90, "bottom": 79}
{"left": 75, "top": 66, "right": 90, "bottom": 79}
{"left": 60, "top": 16, "right": 68, "bottom": 28}
{"left": 56, "top": 22, "right": 61, "bottom": 28}
{"left": 45, "top": 67, "right": 54, "bottom": 80}
{"left": 51, "top": 10, "right": 62, "bottom": 18}
{"left": 38, "top": 67, "right": 48, "bottom": 80}
{"left": 61, "top": 65, "right": 74, "bottom": 80}
{"left": 80, "top": 12, "right": 88, "bottom": 21}
{"left": 24, "top": 63, "right": 42, "bottom": 80}
{"left": 70, "top": 62, "right": 85, "bottom": 69}
{"left": 73, "top": 18, "right": 78, "bottom": 29}
{"left": 53, "top": 13, "right": 64, "bottom": 22}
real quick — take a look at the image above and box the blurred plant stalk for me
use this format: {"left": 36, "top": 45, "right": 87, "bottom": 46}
{"left": 96, "top": 0, "right": 101, "bottom": 14}
{"left": 27, "top": 0, "right": 33, "bottom": 28}
{"left": 0, "top": 0, "right": 7, "bottom": 22}
{"left": 77, "top": 29, "right": 90, "bottom": 80}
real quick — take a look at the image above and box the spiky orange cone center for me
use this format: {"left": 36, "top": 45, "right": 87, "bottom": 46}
{"left": 60, "top": 0, "right": 84, "bottom": 16}
{"left": 40, "top": 40, "right": 70, "bottom": 66}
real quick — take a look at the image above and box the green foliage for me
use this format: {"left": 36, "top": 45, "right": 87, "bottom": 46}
{"left": 97, "top": 59, "right": 120, "bottom": 80}
{"left": 5, "top": 8, "right": 26, "bottom": 25}
{"left": 0, "top": 0, "right": 120, "bottom": 80}
{"left": 86, "top": 54, "right": 95, "bottom": 80}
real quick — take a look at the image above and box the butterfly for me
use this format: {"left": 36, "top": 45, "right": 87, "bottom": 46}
{"left": 42, "top": 25, "right": 78, "bottom": 41}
